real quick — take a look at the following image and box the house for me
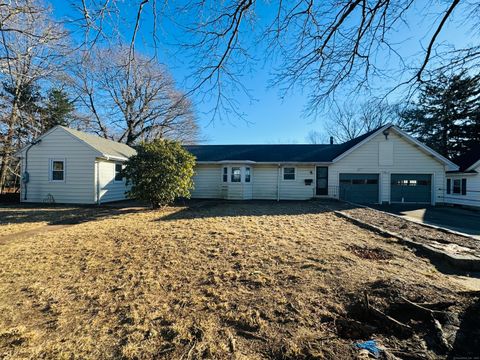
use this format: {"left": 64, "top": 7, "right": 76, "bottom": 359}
{"left": 185, "top": 124, "right": 457, "bottom": 204}
{"left": 16, "top": 123, "right": 457, "bottom": 205}
{"left": 16, "top": 126, "right": 136, "bottom": 204}
{"left": 445, "top": 143, "right": 480, "bottom": 208}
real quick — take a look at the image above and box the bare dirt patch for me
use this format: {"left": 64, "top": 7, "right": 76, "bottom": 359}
{"left": 347, "top": 245, "right": 394, "bottom": 261}
{"left": 0, "top": 201, "right": 478, "bottom": 359}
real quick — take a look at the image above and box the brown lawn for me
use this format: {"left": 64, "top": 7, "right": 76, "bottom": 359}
{"left": 0, "top": 201, "right": 478, "bottom": 359}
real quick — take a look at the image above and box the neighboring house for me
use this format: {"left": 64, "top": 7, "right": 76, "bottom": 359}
{"left": 185, "top": 124, "right": 457, "bottom": 204}
{"left": 15, "top": 126, "right": 136, "bottom": 204}
{"left": 445, "top": 144, "right": 480, "bottom": 208}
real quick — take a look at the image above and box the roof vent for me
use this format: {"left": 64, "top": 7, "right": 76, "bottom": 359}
{"left": 330, "top": 136, "right": 334, "bottom": 145}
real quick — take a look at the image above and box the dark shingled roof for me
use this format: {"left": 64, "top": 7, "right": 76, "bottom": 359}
{"left": 185, "top": 126, "right": 384, "bottom": 162}
{"left": 453, "top": 143, "right": 480, "bottom": 172}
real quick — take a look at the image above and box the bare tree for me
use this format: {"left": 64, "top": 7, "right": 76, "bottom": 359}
{"left": 0, "top": 0, "right": 68, "bottom": 192}
{"left": 74, "top": 47, "right": 199, "bottom": 146}
{"left": 305, "top": 130, "right": 328, "bottom": 144}
{"left": 327, "top": 100, "right": 397, "bottom": 142}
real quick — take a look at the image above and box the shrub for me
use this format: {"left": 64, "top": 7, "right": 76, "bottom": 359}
{"left": 123, "top": 140, "right": 196, "bottom": 208}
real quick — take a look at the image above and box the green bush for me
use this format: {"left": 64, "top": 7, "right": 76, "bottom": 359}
{"left": 123, "top": 140, "right": 196, "bottom": 208}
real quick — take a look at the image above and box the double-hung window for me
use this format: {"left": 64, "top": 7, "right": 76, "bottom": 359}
{"left": 50, "top": 159, "right": 65, "bottom": 182}
{"left": 222, "top": 167, "right": 228, "bottom": 182}
{"left": 452, "top": 178, "right": 467, "bottom": 195}
{"left": 283, "top": 167, "right": 295, "bottom": 180}
{"left": 231, "top": 167, "right": 241, "bottom": 182}
{"left": 245, "top": 167, "right": 251, "bottom": 182}
{"left": 114, "top": 163, "right": 123, "bottom": 182}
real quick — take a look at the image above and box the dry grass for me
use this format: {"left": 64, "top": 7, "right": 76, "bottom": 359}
{"left": 0, "top": 201, "right": 474, "bottom": 359}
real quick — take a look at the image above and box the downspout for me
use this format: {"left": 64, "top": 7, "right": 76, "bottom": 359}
{"left": 96, "top": 160, "right": 101, "bottom": 205}
{"left": 23, "top": 139, "right": 42, "bottom": 201}
{"left": 277, "top": 164, "right": 280, "bottom": 202}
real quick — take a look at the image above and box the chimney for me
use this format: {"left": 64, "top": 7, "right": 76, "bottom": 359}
{"left": 330, "top": 136, "right": 334, "bottom": 145}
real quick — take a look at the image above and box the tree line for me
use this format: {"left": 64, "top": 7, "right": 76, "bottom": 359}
{"left": 0, "top": 1, "right": 199, "bottom": 193}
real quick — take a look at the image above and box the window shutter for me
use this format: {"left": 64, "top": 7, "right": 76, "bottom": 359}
{"left": 462, "top": 179, "right": 467, "bottom": 195}
{"left": 446, "top": 179, "right": 451, "bottom": 194}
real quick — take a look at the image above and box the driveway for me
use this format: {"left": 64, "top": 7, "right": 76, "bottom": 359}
{"left": 373, "top": 204, "right": 480, "bottom": 239}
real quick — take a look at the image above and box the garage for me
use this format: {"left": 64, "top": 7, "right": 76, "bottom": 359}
{"left": 391, "top": 174, "right": 432, "bottom": 203}
{"left": 339, "top": 173, "right": 379, "bottom": 204}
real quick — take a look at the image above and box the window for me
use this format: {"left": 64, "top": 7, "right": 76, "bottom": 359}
{"left": 223, "top": 167, "right": 228, "bottom": 182}
{"left": 50, "top": 159, "right": 65, "bottom": 181}
{"left": 114, "top": 163, "right": 123, "bottom": 182}
{"left": 452, "top": 178, "right": 467, "bottom": 195}
{"left": 453, "top": 179, "right": 461, "bottom": 194}
{"left": 245, "top": 167, "right": 251, "bottom": 182}
{"left": 283, "top": 167, "right": 295, "bottom": 180}
{"left": 231, "top": 167, "right": 241, "bottom": 182}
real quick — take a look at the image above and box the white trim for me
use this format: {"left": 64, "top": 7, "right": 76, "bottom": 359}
{"left": 466, "top": 160, "right": 480, "bottom": 172}
{"left": 282, "top": 166, "right": 296, "bottom": 181}
{"left": 49, "top": 157, "right": 66, "bottom": 183}
{"left": 196, "top": 161, "right": 332, "bottom": 165}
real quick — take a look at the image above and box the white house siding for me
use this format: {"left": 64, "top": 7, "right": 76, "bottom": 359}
{"left": 191, "top": 165, "right": 222, "bottom": 198}
{"left": 329, "top": 131, "right": 446, "bottom": 204}
{"left": 445, "top": 168, "right": 480, "bottom": 208}
{"left": 97, "top": 160, "right": 129, "bottom": 203}
{"left": 250, "top": 165, "right": 315, "bottom": 200}
{"left": 251, "top": 166, "right": 277, "bottom": 199}
{"left": 20, "top": 127, "right": 97, "bottom": 204}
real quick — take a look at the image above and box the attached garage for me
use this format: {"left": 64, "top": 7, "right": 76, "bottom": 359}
{"left": 339, "top": 173, "right": 379, "bottom": 204}
{"left": 391, "top": 174, "right": 432, "bottom": 203}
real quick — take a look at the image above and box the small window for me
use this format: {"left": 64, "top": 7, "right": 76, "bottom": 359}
{"left": 452, "top": 178, "right": 467, "bottom": 195}
{"left": 231, "top": 167, "right": 241, "bottom": 182}
{"left": 245, "top": 167, "right": 251, "bottom": 183}
{"left": 453, "top": 179, "right": 461, "bottom": 194}
{"left": 223, "top": 167, "right": 228, "bottom": 182}
{"left": 283, "top": 167, "right": 295, "bottom": 180}
{"left": 366, "top": 179, "right": 378, "bottom": 185}
{"left": 51, "top": 160, "right": 65, "bottom": 181}
{"left": 352, "top": 179, "right": 366, "bottom": 185}
{"left": 114, "top": 163, "right": 123, "bottom": 182}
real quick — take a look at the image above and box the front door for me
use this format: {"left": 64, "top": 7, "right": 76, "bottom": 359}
{"left": 316, "top": 166, "right": 328, "bottom": 195}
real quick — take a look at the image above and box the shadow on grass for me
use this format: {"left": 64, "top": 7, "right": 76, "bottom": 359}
{"left": 0, "top": 203, "right": 146, "bottom": 227}
{"left": 158, "top": 199, "right": 348, "bottom": 222}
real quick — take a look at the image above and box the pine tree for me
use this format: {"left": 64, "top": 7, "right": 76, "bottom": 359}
{"left": 42, "top": 88, "right": 75, "bottom": 130}
{"left": 401, "top": 71, "right": 480, "bottom": 159}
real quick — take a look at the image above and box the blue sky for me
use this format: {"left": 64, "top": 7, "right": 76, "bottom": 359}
{"left": 52, "top": 1, "right": 476, "bottom": 144}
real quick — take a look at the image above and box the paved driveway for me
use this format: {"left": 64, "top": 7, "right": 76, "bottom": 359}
{"left": 373, "top": 204, "right": 480, "bottom": 239}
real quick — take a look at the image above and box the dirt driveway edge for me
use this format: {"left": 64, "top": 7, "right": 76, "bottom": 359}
{"left": 334, "top": 210, "right": 480, "bottom": 272}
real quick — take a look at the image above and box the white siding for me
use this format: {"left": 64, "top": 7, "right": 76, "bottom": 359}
{"left": 329, "top": 131, "right": 446, "bottom": 204}
{"left": 97, "top": 160, "right": 129, "bottom": 203}
{"left": 19, "top": 127, "right": 97, "bottom": 204}
{"left": 251, "top": 165, "right": 315, "bottom": 200}
{"left": 191, "top": 165, "right": 222, "bottom": 198}
{"left": 445, "top": 169, "right": 480, "bottom": 208}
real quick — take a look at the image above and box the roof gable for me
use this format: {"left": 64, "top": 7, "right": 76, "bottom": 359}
{"left": 15, "top": 126, "right": 137, "bottom": 160}
{"left": 453, "top": 143, "right": 480, "bottom": 171}
{"left": 60, "top": 127, "right": 136, "bottom": 160}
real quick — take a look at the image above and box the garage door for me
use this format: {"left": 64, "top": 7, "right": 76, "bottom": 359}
{"left": 339, "top": 173, "right": 379, "bottom": 204}
{"left": 391, "top": 174, "right": 432, "bottom": 203}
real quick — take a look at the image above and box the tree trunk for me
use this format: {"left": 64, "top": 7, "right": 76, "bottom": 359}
{"left": 0, "top": 105, "right": 19, "bottom": 194}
